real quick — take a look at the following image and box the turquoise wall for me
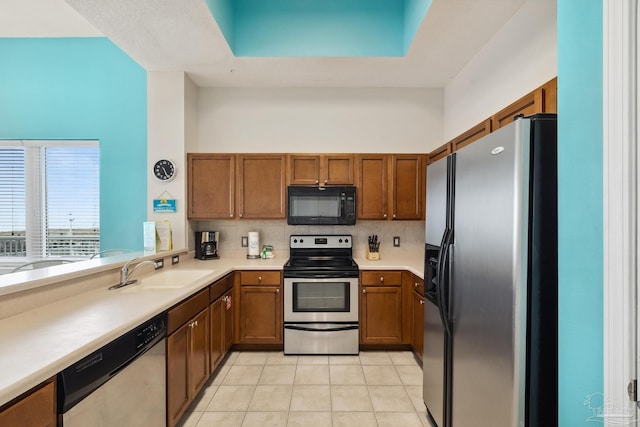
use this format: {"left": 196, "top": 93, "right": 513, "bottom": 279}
{"left": 0, "top": 38, "right": 147, "bottom": 251}
{"left": 206, "top": 0, "right": 431, "bottom": 57}
{"left": 557, "top": 1, "right": 603, "bottom": 425}
{"left": 404, "top": 0, "right": 432, "bottom": 53}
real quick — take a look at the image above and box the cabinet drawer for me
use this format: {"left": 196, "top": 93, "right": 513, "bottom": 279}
{"left": 240, "top": 271, "right": 281, "bottom": 285}
{"left": 168, "top": 289, "right": 209, "bottom": 335}
{"left": 361, "top": 271, "right": 402, "bottom": 286}
{"left": 210, "top": 272, "right": 234, "bottom": 302}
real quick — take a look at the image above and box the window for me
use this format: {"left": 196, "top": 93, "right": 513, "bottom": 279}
{"left": 0, "top": 140, "right": 100, "bottom": 260}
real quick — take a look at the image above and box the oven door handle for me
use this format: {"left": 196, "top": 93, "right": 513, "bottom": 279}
{"left": 284, "top": 324, "right": 358, "bottom": 332}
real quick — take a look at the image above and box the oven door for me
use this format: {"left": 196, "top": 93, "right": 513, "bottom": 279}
{"left": 284, "top": 277, "right": 358, "bottom": 323}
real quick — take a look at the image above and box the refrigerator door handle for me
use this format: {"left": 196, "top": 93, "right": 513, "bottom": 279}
{"left": 437, "top": 228, "right": 454, "bottom": 337}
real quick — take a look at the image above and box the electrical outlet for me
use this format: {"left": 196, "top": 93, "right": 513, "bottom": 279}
{"left": 154, "top": 259, "right": 164, "bottom": 269}
{"left": 241, "top": 236, "right": 248, "bottom": 247}
{"left": 172, "top": 255, "right": 179, "bottom": 265}
{"left": 393, "top": 236, "right": 401, "bottom": 247}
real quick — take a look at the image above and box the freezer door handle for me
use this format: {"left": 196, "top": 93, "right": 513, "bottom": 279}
{"left": 437, "top": 228, "right": 454, "bottom": 337}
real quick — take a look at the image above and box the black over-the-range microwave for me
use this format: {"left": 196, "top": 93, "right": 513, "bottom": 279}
{"left": 287, "top": 185, "right": 356, "bottom": 225}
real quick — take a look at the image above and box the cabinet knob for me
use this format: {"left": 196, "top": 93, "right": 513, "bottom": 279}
{"left": 230, "top": 213, "right": 234, "bottom": 218}
{"left": 362, "top": 288, "right": 366, "bottom": 294}
{"left": 392, "top": 214, "right": 396, "bottom": 219}
{"left": 315, "top": 179, "right": 319, "bottom": 184}
{"left": 258, "top": 276, "right": 262, "bottom": 282}
{"left": 194, "top": 320, "right": 198, "bottom": 327}
{"left": 324, "top": 179, "right": 328, "bottom": 184}
{"left": 276, "top": 288, "right": 280, "bottom": 293}
{"left": 239, "top": 213, "right": 243, "bottom": 218}
{"left": 414, "top": 282, "right": 419, "bottom": 288}
{"left": 420, "top": 300, "right": 424, "bottom": 305}
{"left": 383, "top": 213, "right": 387, "bottom": 219}
{"left": 380, "top": 276, "right": 384, "bottom": 283}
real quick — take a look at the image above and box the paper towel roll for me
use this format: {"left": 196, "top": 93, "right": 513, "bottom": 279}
{"left": 248, "top": 231, "right": 260, "bottom": 258}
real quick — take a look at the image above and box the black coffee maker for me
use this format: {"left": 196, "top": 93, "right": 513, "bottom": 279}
{"left": 195, "top": 231, "right": 219, "bottom": 259}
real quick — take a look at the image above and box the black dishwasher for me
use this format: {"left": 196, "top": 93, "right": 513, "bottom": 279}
{"left": 58, "top": 312, "right": 167, "bottom": 426}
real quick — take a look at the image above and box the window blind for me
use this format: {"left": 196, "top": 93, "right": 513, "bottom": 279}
{"left": 0, "top": 147, "right": 25, "bottom": 256}
{"left": 0, "top": 141, "right": 99, "bottom": 259}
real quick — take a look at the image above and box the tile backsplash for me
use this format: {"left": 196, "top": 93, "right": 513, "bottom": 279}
{"left": 191, "top": 220, "right": 425, "bottom": 258}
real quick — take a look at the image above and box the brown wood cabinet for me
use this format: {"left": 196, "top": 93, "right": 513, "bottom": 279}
{"left": 356, "top": 154, "right": 425, "bottom": 221}
{"left": 450, "top": 119, "right": 492, "bottom": 153}
{"left": 167, "top": 289, "right": 210, "bottom": 427}
{"left": 432, "top": 77, "right": 558, "bottom": 161}
{"left": 210, "top": 273, "right": 234, "bottom": 373}
{"left": 237, "top": 154, "right": 286, "bottom": 219}
{"left": 0, "top": 378, "right": 56, "bottom": 427}
{"left": 187, "top": 153, "right": 235, "bottom": 219}
{"left": 491, "top": 87, "right": 544, "bottom": 131}
{"left": 355, "top": 154, "right": 388, "bottom": 220}
{"left": 360, "top": 271, "right": 403, "bottom": 345}
{"left": 427, "top": 142, "right": 451, "bottom": 165}
{"left": 542, "top": 77, "right": 557, "bottom": 113}
{"left": 288, "top": 154, "right": 354, "bottom": 185}
{"left": 236, "top": 271, "right": 283, "bottom": 345}
{"left": 409, "top": 274, "right": 425, "bottom": 358}
{"left": 390, "top": 155, "right": 425, "bottom": 220}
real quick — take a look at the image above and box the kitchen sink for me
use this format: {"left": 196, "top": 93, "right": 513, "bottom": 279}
{"left": 121, "top": 269, "right": 213, "bottom": 292}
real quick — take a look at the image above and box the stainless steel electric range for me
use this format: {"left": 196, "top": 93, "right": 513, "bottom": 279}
{"left": 283, "top": 234, "right": 359, "bottom": 355}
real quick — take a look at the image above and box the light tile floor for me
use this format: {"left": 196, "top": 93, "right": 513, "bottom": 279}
{"left": 177, "top": 350, "right": 429, "bottom": 427}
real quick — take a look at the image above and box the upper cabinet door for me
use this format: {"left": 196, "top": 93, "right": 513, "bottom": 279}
{"left": 324, "top": 155, "right": 354, "bottom": 185}
{"left": 356, "top": 154, "right": 388, "bottom": 220}
{"left": 288, "top": 154, "right": 354, "bottom": 185}
{"left": 288, "top": 155, "right": 321, "bottom": 185}
{"left": 237, "top": 154, "right": 286, "bottom": 219}
{"left": 450, "top": 119, "right": 492, "bottom": 153}
{"left": 491, "top": 87, "right": 543, "bottom": 130}
{"left": 391, "top": 154, "right": 425, "bottom": 220}
{"left": 187, "top": 154, "right": 235, "bottom": 219}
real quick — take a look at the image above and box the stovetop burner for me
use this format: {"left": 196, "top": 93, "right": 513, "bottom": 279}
{"left": 284, "top": 234, "right": 359, "bottom": 279}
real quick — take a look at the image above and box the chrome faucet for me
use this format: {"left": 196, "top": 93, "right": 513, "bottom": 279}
{"left": 109, "top": 257, "right": 156, "bottom": 290}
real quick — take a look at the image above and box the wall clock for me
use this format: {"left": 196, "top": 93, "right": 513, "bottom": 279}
{"left": 153, "top": 159, "right": 176, "bottom": 181}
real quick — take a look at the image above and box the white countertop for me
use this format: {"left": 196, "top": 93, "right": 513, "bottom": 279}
{"left": 0, "top": 249, "right": 423, "bottom": 407}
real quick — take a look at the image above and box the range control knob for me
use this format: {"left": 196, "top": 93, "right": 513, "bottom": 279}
{"left": 300, "top": 239, "right": 304, "bottom": 243}
{"left": 339, "top": 239, "right": 343, "bottom": 243}
{"left": 293, "top": 239, "right": 298, "bottom": 243}
{"left": 345, "top": 238, "right": 349, "bottom": 243}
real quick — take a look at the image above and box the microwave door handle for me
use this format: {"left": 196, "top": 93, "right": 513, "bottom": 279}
{"left": 318, "top": 187, "right": 326, "bottom": 191}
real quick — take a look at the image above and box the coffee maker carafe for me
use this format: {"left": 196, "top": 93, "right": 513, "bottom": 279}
{"left": 195, "top": 231, "right": 219, "bottom": 259}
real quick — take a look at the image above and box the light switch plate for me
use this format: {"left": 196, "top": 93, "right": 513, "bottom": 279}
{"left": 393, "top": 236, "right": 400, "bottom": 247}
{"left": 241, "top": 236, "right": 248, "bottom": 247}
{"left": 172, "top": 255, "right": 179, "bottom": 265}
{"left": 154, "top": 259, "right": 164, "bottom": 269}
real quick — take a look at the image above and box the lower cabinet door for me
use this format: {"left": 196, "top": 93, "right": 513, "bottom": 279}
{"left": 223, "top": 290, "right": 234, "bottom": 352}
{"left": 412, "top": 290, "right": 424, "bottom": 358}
{"left": 167, "top": 308, "right": 210, "bottom": 427}
{"left": 0, "top": 379, "right": 56, "bottom": 427}
{"left": 239, "top": 285, "right": 282, "bottom": 344}
{"left": 167, "top": 322, "right": 190, "bottom": 427}
{"left": 360, "top": 285, "right": 402, "bottom": 344}
{"left": 190, "top": 308, "right": 210, "bottom": 397}
{"left": 210, "top": 299, "right": 224, "bottom": 372}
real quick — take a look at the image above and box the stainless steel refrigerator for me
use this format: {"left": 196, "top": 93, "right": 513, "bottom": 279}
{"left": 423, "top": 114, "right": 558, "bottom": 427}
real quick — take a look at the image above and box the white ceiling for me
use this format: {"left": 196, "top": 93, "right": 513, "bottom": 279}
{"left": 1, "top": 0, "right": 528, "bottom": 88}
